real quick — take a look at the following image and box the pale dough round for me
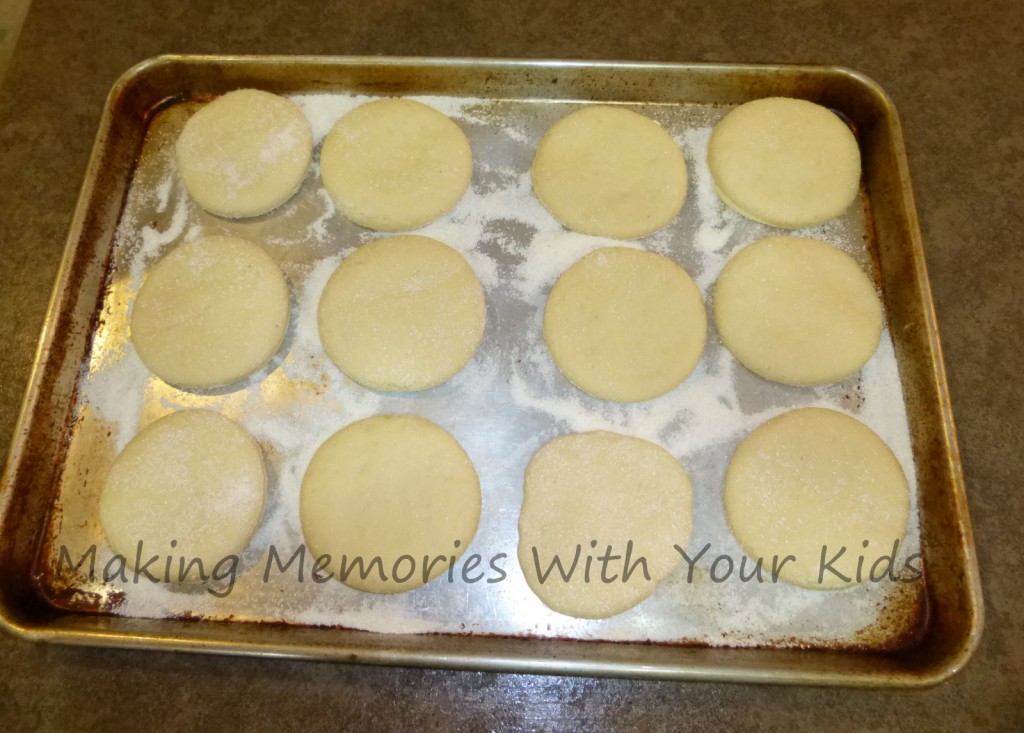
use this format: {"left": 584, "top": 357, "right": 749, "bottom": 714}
{"left": 708, "top": 97, "right": 861, "bottom": 228}
{"left": 544, "top": 247, "right": 706, "bottom": 402}
{"left": 531, "top": 106, "right": 688, "bottom": 239}
{"left": 300, "top": 415, "right": 481, "bottom": 594}
{"left": 725, "top": 408, "right": 910, "bottom": 590}
{"left": 713, "top": 235, "right": 883, "bottom": 386}
{"left": 175, "top": 89, "right": 313, "bottom": 218}
{"left": 317, "top": 235, "right": 485, "bottom": 391}
{"left": 517, "top": 431, "right": 693, "bottom": 619}
{"left": 320, "top": 99, "right": 473, "bottom": 231}
{"left": 99, "top": 410, "right": 267, "bottom": 577}
{"left": 131, "top": 235, "right": 290, "bottom": 389}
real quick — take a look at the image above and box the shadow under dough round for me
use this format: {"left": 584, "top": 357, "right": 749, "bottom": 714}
{"left": 299, "top": 415, "right": 482, "bottom": 594}
{"left": 531, "top": 105, "right": 688, "bottom": 239}
{"left": 319, "top": 98, "right": 473, "bottom": 231}
{"left": 517, "top": 431, "right": 693, "bottom": 619}
{"left": 175, "top": 89, "right": 313, "bottom": 218}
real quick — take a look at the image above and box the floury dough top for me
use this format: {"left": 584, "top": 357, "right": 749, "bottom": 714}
{"left": 531, "top": 105, "right": 689, "bottom": 239}
{"left": 543, "top": 246, "right": 707, "bottom": 402}
{"left": 175, "top": 89, "right": 314, "bottom": 218}
{"left": 319, "top": 98, "right": 473, "bottom": 231}
{"left": 299, "top": 415, "right": 482, "bottom": 594}
{"left": 99, "top": 410, "right": 268, "bottom": 578}
{"left": 316, "top": 234, "right": 486, "bottom": 391}
{"left": 129, "top": 235, "right": 291, "bottom": 389}
{"left": 707, "top": 97, "right": 862, "bottom": 229}
{"left": 517, "top": 430, "right": 693, "bottom": 619}
{"left": 713, "top": 235, "right": 883, "bottom": 386}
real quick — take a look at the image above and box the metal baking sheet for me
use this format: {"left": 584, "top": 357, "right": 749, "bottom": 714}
{"left": 0, "top": 56, "right": 982, "bottom": 686}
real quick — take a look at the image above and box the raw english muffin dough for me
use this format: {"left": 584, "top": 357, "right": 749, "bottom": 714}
{"left": 317, "top": 235, "right": 486, "bottom": 391}
{"left": 713, "top": 235, "right": 883, "bottom": 386}
{"left": 99, "top": 410, "right": 267, "bottom": 577}
{"left": 175, "top": 89, "right": 313, "bottom": 218}
{"left": 319, "top": 99, "right": 473, "bottom": 231}
{"left": 517, "top": 431, "right": 693, "bottom": 619}
{"left": 707, "top": 97, "right": 861, "bottom": 229}
{"left": 544, "top": 247, "right": 706, "bottom": 402}
{"left": 131, "top": 235, "right": 290, "bottom": 389}
{"left": 300, "top": 415, "right": 482, "bottom": 594}
{"left": 531, "top": 106, "right": 688, "bottom": 239}
{"left": 724, "top": 408, "right": 910, "bottom": 590}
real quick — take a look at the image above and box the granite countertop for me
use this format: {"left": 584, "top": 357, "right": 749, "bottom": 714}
{"left": 1, "top": 0, "right": 1021, "bottom": 729}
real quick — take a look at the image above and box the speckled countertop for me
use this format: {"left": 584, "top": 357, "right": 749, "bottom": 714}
{"left": 1, "top": 1, "right": 1022, "bottom": 730}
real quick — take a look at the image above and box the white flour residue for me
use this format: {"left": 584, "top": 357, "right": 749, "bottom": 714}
{"left": 126, "top": 191, "right": 190, "bottom": 290}
{"left": 679, "top": 126, "right": 740, "bottom": 290}
{"left": 291, "top": 93, "right": 375, "bottom": 144}
{"left": 154, "top": 175, "right": 173, "bottom": 214}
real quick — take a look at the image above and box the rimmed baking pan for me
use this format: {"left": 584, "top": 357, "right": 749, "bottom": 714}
{"left": 0, "top": 56, "right": 981, "bottom": 686}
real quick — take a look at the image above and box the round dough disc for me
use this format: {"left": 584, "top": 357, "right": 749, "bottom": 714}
{"left": 725, "top": 408, "right": 910, "bottom": 590}
{"left": 300, "top": 415, "right": 481, "bottom": 594}
{"left": 531, "top": 106, "right": 688, "bottom": 239}
{"left": 175, "top": 89, "right": 313, "bottom": 218}
{"left": 318, "top": 235, "right": 486, "bottom": 391}
{"left": 708, "top": 97, "right": 861, "bottom": 228}
{"left": 544, "top": 247, "right": 706, "bottom": 402}
{"left": 714, "top": 235, "right": 883, "bottom": 386}
{"left": 517, "top": 431, "right": 693, "bottom": 619}
{"left": 320, "top": 99, "right": 473, "bottom": 231}
{"left": 99, "top": 410, "right": 267, "bottom": 577}
{"left": 131, "top": 235, "right": 290, "bottom": 389}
